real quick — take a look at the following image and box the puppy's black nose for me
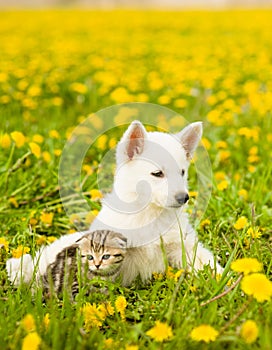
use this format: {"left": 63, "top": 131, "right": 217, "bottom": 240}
{"left": 175, "top": 193, "right": 189, "bottom": 205}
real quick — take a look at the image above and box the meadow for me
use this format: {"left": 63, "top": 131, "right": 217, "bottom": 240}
{"left": 0, "top": 9, "right": 272, "bottom": 350}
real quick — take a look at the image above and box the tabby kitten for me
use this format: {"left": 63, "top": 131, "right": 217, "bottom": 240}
{"left": 42, "top": 230, "right": 127, "bottom": 296}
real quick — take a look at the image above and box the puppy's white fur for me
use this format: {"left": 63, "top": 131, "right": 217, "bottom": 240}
{"left": 7, "top": 121, "right": 222, "bottom": 287}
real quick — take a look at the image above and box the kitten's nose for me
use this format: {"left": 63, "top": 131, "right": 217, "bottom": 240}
{"left": 175, "top": 192, "right": 189, "bottom": 205}
{"left": 95, "top": 264, "right": 100, "bottom": 269}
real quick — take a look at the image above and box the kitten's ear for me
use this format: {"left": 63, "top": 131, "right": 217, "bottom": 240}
{"left": 111, "top": 232, "right": 127, "bottom": 249}
{"left": 62, "top": 244, "right": 79, "bottom": 256}
{"left": 177, "top": 122, "right": 203, "bottom": 159}
{"left": 117, "top": 120, "right": 147, "bottom": 162}
{"left": 75, "top": 236, "right": 89, "bottom": 245}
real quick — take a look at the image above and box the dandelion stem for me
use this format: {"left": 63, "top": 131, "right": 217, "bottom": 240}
{"left": 18, "top": 187, "right": 59, "bottom": 205}
{"left": 200, "top": 274, "right": 243, "bottom": 307}
{"left": 220, "top": 297, "right": 253, "bottom": 334}
{"left": 165, "top": 273, "right": 185, "bottom": 323}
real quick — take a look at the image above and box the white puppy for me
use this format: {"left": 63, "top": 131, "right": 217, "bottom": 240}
{"left": 91, "top": 120, "right": 222, "bottom": 285}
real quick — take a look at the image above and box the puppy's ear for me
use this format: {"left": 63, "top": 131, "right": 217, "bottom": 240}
{"left": 177, "top": 122, "right": 203, "bottom": 159}
{"left": 118, "top": 120, "right": 147, "bottom": 161}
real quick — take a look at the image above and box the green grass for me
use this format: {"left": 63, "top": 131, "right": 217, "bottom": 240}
{"left": 0, "top": 9, "right": 272, "bottom": 350}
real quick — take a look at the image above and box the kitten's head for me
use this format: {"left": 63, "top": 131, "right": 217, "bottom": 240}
{"left": 76, "top": 230, "right": 127, "bottom": 276}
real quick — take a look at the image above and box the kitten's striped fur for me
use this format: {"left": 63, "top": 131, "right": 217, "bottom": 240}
{"left": 42, "top": 230, "right": 127, "bottom": 296}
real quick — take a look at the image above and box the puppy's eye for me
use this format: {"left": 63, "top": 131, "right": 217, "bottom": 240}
{"left": 102, "top": 254, "right": 110, "bottom": 260}
{"left": 151, "top": 170, "right": 164, "bottom": 178}
{"left": 181, "top": 169, "right": 185, "bottom": 176}
{"left": 87, "top": 255, "right": 94, "bottom": 261}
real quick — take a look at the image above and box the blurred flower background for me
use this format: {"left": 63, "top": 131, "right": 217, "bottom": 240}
{"left": 0, "top": 1, "right": 272, "bottom": 349}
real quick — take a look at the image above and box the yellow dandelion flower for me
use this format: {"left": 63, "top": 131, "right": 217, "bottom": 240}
{"left": 28, "top": 85, "right": 41, "bottom": 97}
{"left": 249, "top": 146, "right": 258, "bottom": 155}
{"left": 12, "top": 245, "right": 30, "bottom": 258}
{"left": 88, "top": 113, "right": 104, "bottom": 129}
{"left": 43, "top": 313, "right": 50, "bottom": 330}
{"left": 49, "top": 130, "right": 60, "bottom": 139}
{"left": 42, "top": 151, "right": 51, "bottom": 163}
{"left": 238, "top": 189, "right": 248, "bottom": 200}
{"left": 248, "top": 155, "right": 260, "bottom": 163}
{"left": 240, "top": 320, "right": 259, "bottom": 344}
{"left": 153, "top": 272, "right": 163, "bottom": 280}
{"left": 234, "top": 173, "right": 241, "bottom": 181}
{"left": 125, "top": 346, "right": 139, "bottom": 350}
{"left": 190, "top": 324, "right": 219, "bottom": 343}
{"left": 207, "top": 109, "right": 221, "bottom": 125}
{"left": 96, "top": 134, "right": 108, "bottom": 150}
{"left": 11, "top": 131, "right": 26, "bottom": 148}
{"left": 137, "top": 92, "right": 149, "bottom": 102}
{"left": 70, "top": 82, "right": 88, "bottom": 94}
{"left": 215, "top": 140, "right": 228, "bottom": 149}
{"left": 231, "top": 258, "right": 262, "bottom": 275}
{"left": 54, "top": 149, "right": 62, "bottom": 157}
{"left": 108, "top": 137, "right": 117, "bottom": 148}
{"left": 158, "top": 94, "right": 171, "bottom": 105}
{"left": 82, "top": 164, "right": 93, "bottom": 175}
{"left": 246, "top": 227, "right": 262, "bottom": 239}
{"left": 234, "top": 216, "right": 248, "bottom": 230}
{"left": 201, "top": 137, "right": 211, "bottom": 150}
{"left": 146, "top": 321, "right": 173, "bottom": 342}
{"left": 214, "top": 171, "right": 226, "bottom": 181}
{"left": 8, "top": 197, "right": 19, "bottom": 208}
{"left": 166, "top": 266, "right": 184, "bottom": 281}
{"left": 190, "top": 285, "right": 198, "bottom": 292}
{"left": 0, "top": 133, "right": 11, "bottom": 148}
{"left": 22, "top": 332, "right": 41, "bottom": 350}
{"left": 99, "top": 302, "right": 115, "bottom": 318}
{"left": 22, "top": 314, "right": 36, "bottom": 332}
{"left": 85, "top": 210, "right": 99, "bottom": 224}
{"left": 36, "top": 235, "right": 47, "bottom": 246}
{"left": 40, "top": 211, "right": 54, "bottom": 226}
{"left": 174, "top": 98, "right": 187, "bottom": 109}
{"left": 200, "top": 219, "right": 211, "bottom": 228}
{"left": 104, "top": 338, "right": 114, "bottom": 348}
{"left": 47, "top": 236, "right": 57, "bottom": 243}
{"left": 241, "top": 273, "right": 272, "bottom": 302}
{"left": 219, "top": 150, "right": 231, "bottom": 162}
{"left": 217, "top": 180, "right": 228, "bottom": 191}
{"left": 0, "top": 95, "right": 10, "bottom": 104}
{"left": 110, "top": 87, "right": 131, "bottom": 103}
{"left": 82, "top": 303, "right": 105, "bottom": 330}
{"left": 0, "top": 237, "right": 9, "bottom": 251}
{"left": 32, "top": 134, "right": 44, "bottom": 144}
{"left": 90, "top": 189, "right": 103, "bottom": 200}
{"left": 189, "top": 191, "right": 198, "bottom": 198}
{"left": 29, "top": 218, "right": 38, "bottom": 226}
{"left": 29, "top": 142, "right": 41, "bottom": 158}
{"left": 52, "top": 97, "right": 63, "bottom": 106}
{"left": 248, "top": 165, "right": 256, "bottom": 173}
{"left": 115, "top": 295, "right": 127, "bottom": 312}
{"left": 115, "top": 296, "right": 127, "bottom": 319}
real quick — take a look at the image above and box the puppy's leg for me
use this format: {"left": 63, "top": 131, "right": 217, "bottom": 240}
{"left": 166, "top": 235, "right": 223, "bottom": 274}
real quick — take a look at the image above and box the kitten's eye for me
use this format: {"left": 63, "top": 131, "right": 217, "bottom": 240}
{"left": 181, "top": 169, "right": 185, "bottom": 176}
{"left": 87, "top": 255, "right": 94, "bottom": 261}
{"left": 102, "top": 254, "right": 111, "bottom": 260}
{"left": 151, "top": 170, "right": 164, "bottom": 178}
